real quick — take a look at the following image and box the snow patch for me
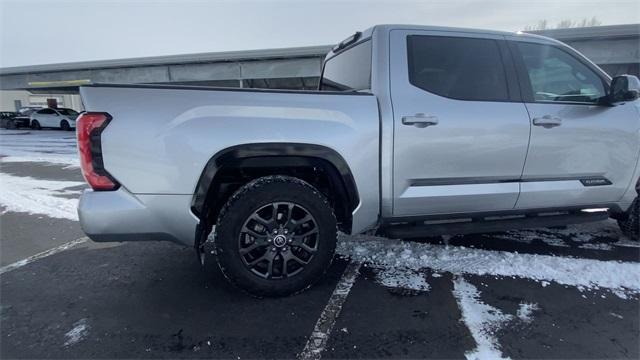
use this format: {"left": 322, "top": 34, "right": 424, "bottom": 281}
{"left": 337, "top": 234, "right": 640, "bottom": 297}
{"left": 609, "top": 312, "right": 624, "bottom": 319}
{"left": 614, "top": 239, "right": 640, "bottom": 248}
{"left": 374, "top": 267, "right": 430, "bottom": 291}
{"left": 64, "top": 318, "right": 89, "bottom": 346}
{"left": 453, "top": 277, "right": 512, "bottom": 360}
{"left": 579, "top": 242, "right": 613, "bottom": 251}
{"left": 516, "top": 303, "right": 539, "bottom": 323}
{"left": 0, "top": 172, "right": 83, "bottom": 220}
{"left": 0, "top": 129, "right": 79, "bottom": 167}
{"left": 493, "top": 220, "right": 621, "bottom": 247}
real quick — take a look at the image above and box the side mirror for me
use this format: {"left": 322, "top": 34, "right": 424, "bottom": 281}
{"left": 609, "top": 75, "right": 640, "bottom": 105}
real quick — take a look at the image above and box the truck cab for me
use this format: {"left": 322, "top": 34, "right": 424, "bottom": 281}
{"left": 323, "top": 25, "right": 639, "bottom": 226}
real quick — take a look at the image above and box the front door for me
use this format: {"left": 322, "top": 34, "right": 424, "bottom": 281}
{"left": 390, "top": 30, "right": 531, "bottom": 216}
{"left": 37, "top": 108, "right": 56, "bottom": 127}
{"left": 509, "top": 39, "right": 640, "bottom": 209}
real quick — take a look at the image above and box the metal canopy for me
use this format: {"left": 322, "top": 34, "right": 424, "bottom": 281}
{"left": 0, "top": 45, "right": 332, "bottom": 93}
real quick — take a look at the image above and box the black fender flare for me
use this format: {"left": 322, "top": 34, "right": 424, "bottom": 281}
{"left": 191, "top": 143, "right": 360, "bottom": 219}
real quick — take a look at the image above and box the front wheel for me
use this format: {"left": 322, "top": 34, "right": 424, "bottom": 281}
{"left": 618, "top": 197, "right": 639, "bottom": 240}
{"left": 60, "top": 120, "right": 70, "bottom": 131}
{"left": 214, "top": 175, "right": 337, "bottom": 297}
{"left": 31, "top": 120, "right": 41, "bottom": 130}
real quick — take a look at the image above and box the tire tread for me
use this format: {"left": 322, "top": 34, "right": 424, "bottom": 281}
{"left": 214, "top": 175, "right": 337, "bottom": 297}
{"left": 618, "top": 197, "right": 639, "bottom": 240}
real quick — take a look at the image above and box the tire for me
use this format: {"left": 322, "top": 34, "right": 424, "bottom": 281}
{"left": 6, "top": 120, "right": 16, "bottom": 129}
{"left": 60, "top": 120, "right": 70, "bottom": 131}
{"left": 31, "top": 120, "right": 41, "bottom": 130}
{"left": 618, "top": 197, "right": 639, "bottom": 240}
{"left": 214, "top": 175, "right": 337, "bottom": 297}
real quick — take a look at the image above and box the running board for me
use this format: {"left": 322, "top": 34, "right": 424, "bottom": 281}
{"left": 384, "top": 211, "right": 609, "bottom": 239}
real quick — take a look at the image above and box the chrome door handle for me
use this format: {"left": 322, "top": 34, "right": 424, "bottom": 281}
{"left": 402, "top": 113, "right": 439, "bottom": 128}
{"left": 533, "top": 115, "right": 562, "bottom": 128}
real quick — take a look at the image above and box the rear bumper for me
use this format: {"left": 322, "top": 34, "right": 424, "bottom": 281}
{"left": 78, "top": 188, "right": 199, "bottom": 247}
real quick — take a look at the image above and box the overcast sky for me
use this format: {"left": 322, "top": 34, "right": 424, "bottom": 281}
{"left": 1, "top": 0, "right": 638, "bottom": 68}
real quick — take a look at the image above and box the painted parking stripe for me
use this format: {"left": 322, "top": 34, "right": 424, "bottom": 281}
{"left": 0, "top": 237, "right": 88, "bottom": 275}
{"left": 299, "top": 260, "right": 362, "bottom": 360}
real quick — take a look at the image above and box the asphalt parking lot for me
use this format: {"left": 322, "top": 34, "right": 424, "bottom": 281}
{"left": 1, "top": 130, "right": 639, "bottom": 359}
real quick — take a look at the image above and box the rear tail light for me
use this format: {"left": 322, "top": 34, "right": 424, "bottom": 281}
{"left": 77, "top": 112, "right": 119, "bottom": 191}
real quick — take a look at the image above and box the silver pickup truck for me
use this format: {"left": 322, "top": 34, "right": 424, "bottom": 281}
{"left": 77, "top": 25, "right": 640, "bottom": 296}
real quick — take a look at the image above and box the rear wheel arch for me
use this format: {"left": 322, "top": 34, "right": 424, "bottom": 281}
{"left": 192, "top": 143, "right": 360, "bottom": 245}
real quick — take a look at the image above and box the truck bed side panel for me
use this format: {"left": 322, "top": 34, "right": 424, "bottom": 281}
{"left": 79, "top": 85, "right": 380, "bottom": 235}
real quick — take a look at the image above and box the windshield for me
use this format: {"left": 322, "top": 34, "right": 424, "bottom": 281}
{"left": 320, "top": 40, "right": 372, "bottom": 91}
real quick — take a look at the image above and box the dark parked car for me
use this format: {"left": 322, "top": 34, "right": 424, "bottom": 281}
{"left": 2, "top": 107, "right": 41, "bottom": 129}
{"left": 0, "top": 112, "right": 18, "bottom": 129}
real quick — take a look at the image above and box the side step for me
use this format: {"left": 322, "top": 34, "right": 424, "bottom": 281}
{"left": 385, "top": 211, "right": 609, "bottom": 239}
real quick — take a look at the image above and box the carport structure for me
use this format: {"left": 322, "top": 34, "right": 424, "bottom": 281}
{"left": 528, "top": 24, "right": 640, "bottom": 77}
{"left": 0, "top": 45, "right": 332, "bottom": 95}
{"left": 1, "top": 24, "right": 638, "bottom": 97}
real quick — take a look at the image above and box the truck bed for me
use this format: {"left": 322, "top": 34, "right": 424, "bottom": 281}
{"left": 79, "top": 83, "right": 381, "bottom": 243}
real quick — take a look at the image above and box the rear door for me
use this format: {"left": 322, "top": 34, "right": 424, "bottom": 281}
{"left": 509, "top": 38, "right": 640, "bottom": 209}
{"left": 389, "top": 30, "right": 531, "bottom": 216}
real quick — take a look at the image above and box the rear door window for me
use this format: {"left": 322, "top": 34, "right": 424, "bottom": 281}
{"left": 407, "top": 35, "right": 510, "bottom": 101}
{"left": 320, "top": 40, "right": 372, "bottom": 91}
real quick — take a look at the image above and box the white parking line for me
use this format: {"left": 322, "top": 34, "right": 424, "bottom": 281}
{"left": 299, "top": 260, "right": 362, "bottom": 360}
{"left": 0, "top": 237, "right": 88, "bottom": 275}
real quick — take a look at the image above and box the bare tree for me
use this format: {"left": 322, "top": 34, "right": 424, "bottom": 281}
{"left": 524, "top": 19, "right": 549, "bottom": 31}
{"left": 556, "top": 19, "right": 576, "bottom": 29}
{"left": 524, "top": 17, "right": 602, "bottom": 31}
{"left": 577, "top": 17, "right": 602, "bottom": 28}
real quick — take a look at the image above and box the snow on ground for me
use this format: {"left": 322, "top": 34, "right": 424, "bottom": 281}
{"left": 0, "top": 129, "right": 79, "bottom": 168}
{"left": 372, "top": 267, "right": 431, "bottom": 291}
{"left": 0, "top": 172, "right": 83, "bottom": 220}
{"left": 63, "top": 318, "right": 89, "bottom": 346}
{"left": 337, "top": 232, "right": 640, "bottom": 297}
{"left": 453, "top": 277, "right": 512, "bottom": 360}
{"left": 516, "top": 302, "right": 539, "bottom": 323}
{"left": 491, "top": 220, "right": 623, "bottom": 246}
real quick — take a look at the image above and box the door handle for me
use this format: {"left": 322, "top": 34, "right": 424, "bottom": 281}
{"left": 533, "top": 115, "right": 562, "bottom": 128}
{"left": 402, "top": 113, "right": 439, "bottom": 128}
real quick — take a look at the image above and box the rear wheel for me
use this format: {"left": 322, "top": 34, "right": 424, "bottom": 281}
{"left": 214, "top": 175, "right": 337, "bottom": 297}
{"left": 6, "top": 120, "right": 16, "bottom": 129}
{"left": 60, "top": 120, "right": 70, "bottom": 131}
{"left": 31, "top": 120, "right": 41, "bottom": 130}
{"left": 618, "top": 197, "right": 639, "bottom": 240}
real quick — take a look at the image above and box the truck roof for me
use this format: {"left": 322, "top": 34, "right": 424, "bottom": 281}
{"left": 327, "top": 24, "right": 562, "bottom": 58}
